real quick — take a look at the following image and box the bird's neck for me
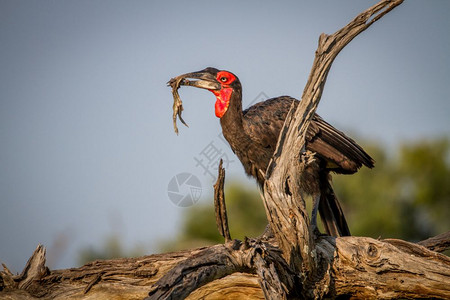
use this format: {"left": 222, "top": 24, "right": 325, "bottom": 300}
{"left": 219, "top": 90, "right": 249, "bottom": 148}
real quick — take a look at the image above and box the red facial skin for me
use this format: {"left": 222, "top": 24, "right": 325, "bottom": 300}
{"left": 209, "top": 71, "right": 236, "bottom": 118}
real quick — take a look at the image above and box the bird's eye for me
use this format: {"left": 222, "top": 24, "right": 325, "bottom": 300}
{"left": 220, "top": 76, "right": 228, "bottom": 82}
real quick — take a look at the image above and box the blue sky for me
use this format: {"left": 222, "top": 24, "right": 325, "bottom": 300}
{"left": 1, "top": 0, "right": 449, "bottom": 272}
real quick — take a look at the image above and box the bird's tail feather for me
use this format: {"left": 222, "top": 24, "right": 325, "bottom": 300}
{"left": 318, "top": 178, "right": 351, "bottom": 237}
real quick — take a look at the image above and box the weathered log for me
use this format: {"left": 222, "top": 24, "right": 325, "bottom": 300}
{"left": 1, "top": 233, "right": 449, "bottom": 299}
{"left": 334, "top": 237, "right": 450, "bottom": 299}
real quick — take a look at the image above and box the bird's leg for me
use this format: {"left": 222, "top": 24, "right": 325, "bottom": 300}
{"left": 310, "top": 193, "right": 321, "bottom": 236}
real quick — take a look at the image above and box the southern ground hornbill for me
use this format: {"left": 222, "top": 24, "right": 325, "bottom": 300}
{"left": 169, "top": 67, "right": 374, "bottom": 237}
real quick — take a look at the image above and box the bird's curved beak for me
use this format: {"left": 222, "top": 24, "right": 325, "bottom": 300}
{"left": 168, "top": 70, "right": 221, "bottom": 91}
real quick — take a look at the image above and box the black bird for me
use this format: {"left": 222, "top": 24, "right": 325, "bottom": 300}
{"left": 169, "top": 67, "right": 374, "bottom": 237}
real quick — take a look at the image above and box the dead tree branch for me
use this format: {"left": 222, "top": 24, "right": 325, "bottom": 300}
{"left": 417, "top": 231, "right": 450, "bottom": 253}
{"left": 213, "top": 159, "right": 231, "bottom": 243}
{"left": 146, "top": 238, "right": 297, "bottom": 300}
{"left": 261, "top": 0, "right": 405, "bottom": 297}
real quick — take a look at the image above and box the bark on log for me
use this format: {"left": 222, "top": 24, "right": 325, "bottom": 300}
{"left": 1, "top": 234, "right": 449, "bottom": 299}
{"left": 1, "top": 244, "right": 264, "bottom": 300}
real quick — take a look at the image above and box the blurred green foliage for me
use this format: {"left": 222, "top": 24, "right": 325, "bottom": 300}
{"left": 159, "top": 183, "right": 267, "bottom": 252}
{"left": 162, "top": 138, "right": 450, "bottom": 252}
{"left": 335, "top": 139, "right": 450, "bottom": 240}
{"left": 78, "top": 138, "right": 449, "bottom": 262}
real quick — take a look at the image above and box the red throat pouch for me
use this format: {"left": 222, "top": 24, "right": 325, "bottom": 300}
{"left": 211, "top": 88, "right": 232, "bottom": 118}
